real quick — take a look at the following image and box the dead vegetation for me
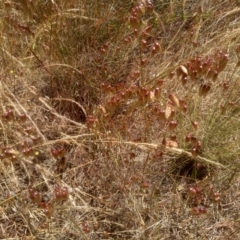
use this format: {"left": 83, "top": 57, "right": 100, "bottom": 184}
{"left": 1, "top": 0, "right": 240, "bottom": 239}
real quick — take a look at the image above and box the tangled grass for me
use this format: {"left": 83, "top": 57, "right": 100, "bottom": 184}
{"left": 1, "top": 0, "right": 240, "bottom": 239}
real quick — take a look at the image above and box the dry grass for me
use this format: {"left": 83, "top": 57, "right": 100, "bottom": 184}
{"left": 1, "top": 0, "right": 240, "bottom": 239}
